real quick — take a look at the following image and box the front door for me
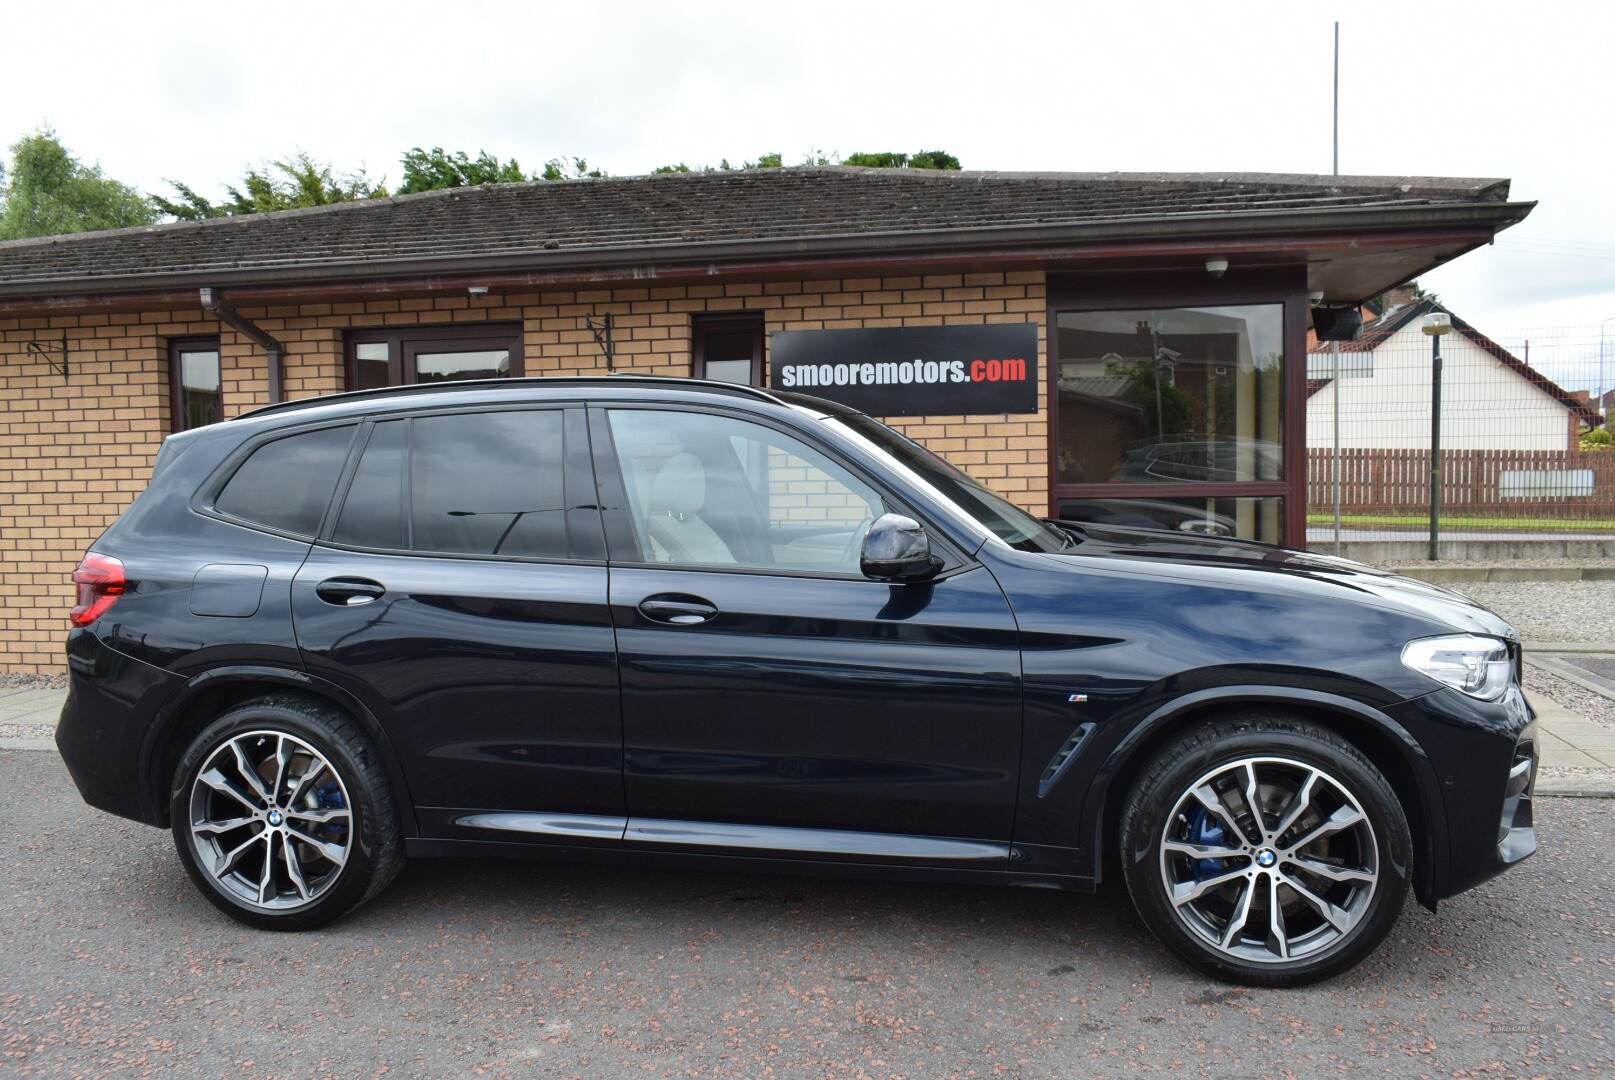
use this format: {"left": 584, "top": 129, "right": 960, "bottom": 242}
{"left": 590, "top": 405, "right": 1023, "bottom": 867}
{"left": 292, "top": 406, "right": 622, "bottom": 836}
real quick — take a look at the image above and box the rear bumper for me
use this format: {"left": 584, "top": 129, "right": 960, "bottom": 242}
{"left": 56, "top": 628, "right": 182, "bottom": 827}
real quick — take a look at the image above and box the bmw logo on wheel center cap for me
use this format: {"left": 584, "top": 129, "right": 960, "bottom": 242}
{"left": 1255, "top": 847, "right": 1277, "bottom": 868}
{"left": 267, "top": 809, "right": 284, "bottom": 827}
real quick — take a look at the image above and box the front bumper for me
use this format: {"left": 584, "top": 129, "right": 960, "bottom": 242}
{"left": 56, "top": 628, "right": 183, "bottom": 826}
{"left": 1389, "top": 682, "right": 1537, "bottom": 901}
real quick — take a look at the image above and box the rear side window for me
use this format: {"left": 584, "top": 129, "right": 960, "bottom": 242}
{"left": 333, "top": 421, "right": 407, "bottom": 549}
{"left": 331, "top": 410, "right": 570, "bottom": 559}
{"left": 215, "top": 425, "right": 356, "bottom": 536}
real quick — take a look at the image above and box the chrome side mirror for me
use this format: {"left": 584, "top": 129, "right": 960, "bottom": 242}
{"left": 860, "top": 513, "right": 942, "bottom": 581}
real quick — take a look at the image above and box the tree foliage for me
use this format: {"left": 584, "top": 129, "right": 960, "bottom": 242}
{"left": 653, "top": 152, "right": 784, "bottom": 174}
{"left": 0, "top": 129, "right": 155, "bottom": 240}
{"left": 153, "top": 152, "right": 386, "bottom": 220}
{"left": 540, "top": 156, "right": 604, "bottom": 181}
{"left": 1, "top": 128, "right": 967, "bottom": 238}
{"left": 842, "top": 149, "right": 961, "bottom": 170}
{"left": 650, "top": 148, "right": 957, "bottom": 175}
{"left": 398, "top": 146, "right": 528, "bottom": 193}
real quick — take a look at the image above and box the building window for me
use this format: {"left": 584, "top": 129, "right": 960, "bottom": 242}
{"left": 694, "top": 314, "right": 764, "bottom": 386}
{"left": 1051, "top": 300, "right": 1292, "bottom": 543}
{"left": 169, "top": 337, "right": 222, "bottom": 431}
{"left": 1054, "top": 304, "right": 1284, "bottom": 486}
{"left": 345, "top": 324, "right": 523, "bottom": 390}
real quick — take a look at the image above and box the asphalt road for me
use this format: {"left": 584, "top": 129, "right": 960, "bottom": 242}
{"left": 2, "top": 750, "right": 1611, "bottom": 1079}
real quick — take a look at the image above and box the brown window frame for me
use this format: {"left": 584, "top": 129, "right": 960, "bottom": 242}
{"left": 693, "top": 313, "right": 765, "bottom": 387}
{"left": 168, "top": 335, "right": 222, "bottom": 433}
{"left": 1045, "top": 268, "right": 1309, "bottom": 547}
{"left": 344, "top": 323, "right": 524, "bottom": 389}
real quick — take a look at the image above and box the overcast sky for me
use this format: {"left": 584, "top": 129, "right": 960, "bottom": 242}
{"left": 5, "top": 1, "right": 1614, "bottom": 358}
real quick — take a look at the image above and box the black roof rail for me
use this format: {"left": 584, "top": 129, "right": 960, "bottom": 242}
{"left": 234, "top": 375, "right": 787, "bottom": 421}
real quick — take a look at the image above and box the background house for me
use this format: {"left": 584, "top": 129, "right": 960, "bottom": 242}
{"left": 1306, "top": 289, "right": 1600, "bottom": 451}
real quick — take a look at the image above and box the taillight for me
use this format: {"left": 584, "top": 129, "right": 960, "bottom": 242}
{"left": 70, "top": 553, "right": 126, "bottom": 627}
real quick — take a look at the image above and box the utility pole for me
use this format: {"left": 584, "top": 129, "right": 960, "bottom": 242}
{"left": 1331, "top": 21, "right": 1343, "bottom": 554}
{"left": 1332, "top": 22, "right": 1340, "bottom": 176}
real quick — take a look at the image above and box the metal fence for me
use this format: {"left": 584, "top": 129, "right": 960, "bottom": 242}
{"left": 1306, "top": 317, "right": 1613, "bottom": 553}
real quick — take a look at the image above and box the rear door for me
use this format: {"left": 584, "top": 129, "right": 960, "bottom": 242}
{"left": 292, "top": 405, "right": 623, "bottom": 841}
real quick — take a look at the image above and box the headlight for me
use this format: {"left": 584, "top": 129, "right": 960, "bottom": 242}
{"left": 1401, "top": 634, "right": 1513, "bottom": 701}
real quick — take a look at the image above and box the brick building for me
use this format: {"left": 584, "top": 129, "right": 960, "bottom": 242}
{"left": 0, "top": 167, "right": 1531, "bottom": 672}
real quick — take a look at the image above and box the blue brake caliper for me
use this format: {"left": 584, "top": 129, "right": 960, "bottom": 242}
{"left": 1184, "top": 806, "right": 1226, "bottom": 879}
{"left": 312, "top": 781, "right": 347, "bottom": 838}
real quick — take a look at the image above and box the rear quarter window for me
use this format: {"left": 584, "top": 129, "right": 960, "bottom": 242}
{"left": 214, "top": 425, "right": 356, "bottom": 536}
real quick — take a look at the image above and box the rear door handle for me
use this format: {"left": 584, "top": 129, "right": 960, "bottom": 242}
{"left": 315, "top": 577, "right": 386, "bottom": 606}
{"left": 637, "top": 595, "right": 718, "bottom": 625}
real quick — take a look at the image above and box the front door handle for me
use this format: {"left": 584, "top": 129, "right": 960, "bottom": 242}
{"left": 315, "top": 577, "right": 386, "bottom": 607}
{"left": 637, "top": 595, "right": 718, "bottom": 626}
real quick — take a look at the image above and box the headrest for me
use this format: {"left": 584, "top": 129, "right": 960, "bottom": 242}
{"left": 649, "top": 453, "right": 705, "bottom": 515}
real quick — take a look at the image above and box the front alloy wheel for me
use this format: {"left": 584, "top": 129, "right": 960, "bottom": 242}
{"left": 1159, "top": 756, "right": 1379, "bottom": 965}
{"left": 1120, "top": 716, "right": 1411, "bottom": 987}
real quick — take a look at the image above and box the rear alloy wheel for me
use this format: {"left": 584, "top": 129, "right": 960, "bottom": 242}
{"left": 187, "top": 730, "right": 352, "bottom": 911}
{"left": 171, "top": 697, "right": 403, "bottom": 930}
{"left": 1121, "top": 717, "right": 1410, "bottom": 986}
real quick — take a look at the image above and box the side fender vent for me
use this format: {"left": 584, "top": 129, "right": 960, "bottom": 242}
{"left": 1037, "top": 722, "right": 1097, "bottom": 798}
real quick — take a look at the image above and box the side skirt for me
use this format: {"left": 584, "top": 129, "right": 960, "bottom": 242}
{"left": 403, "top": 835, "right": 1097, "bottom": 892}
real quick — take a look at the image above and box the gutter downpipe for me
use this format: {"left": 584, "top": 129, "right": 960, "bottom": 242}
{"left": 200, "top": 287, "right": 286, "bottom": 404}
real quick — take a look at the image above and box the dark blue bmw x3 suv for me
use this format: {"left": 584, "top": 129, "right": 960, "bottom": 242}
{"left": 57, "top": 376, "right": 1537, "bottom": 986}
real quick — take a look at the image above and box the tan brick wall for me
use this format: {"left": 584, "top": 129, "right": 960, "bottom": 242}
{"left": 0, "top": 271, "right": 1046, "bottom": 672}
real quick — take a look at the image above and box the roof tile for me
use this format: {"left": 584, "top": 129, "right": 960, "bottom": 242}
{"left": 0, "top": 166, "right": 1517, "bottom": 291}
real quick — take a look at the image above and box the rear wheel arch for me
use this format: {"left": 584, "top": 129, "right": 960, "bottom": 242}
{"left": 144, "top": 666, "right": 416, "bottom": 835}
{"left": 1092, "top": 689, "right": 1446, "bottom": 909}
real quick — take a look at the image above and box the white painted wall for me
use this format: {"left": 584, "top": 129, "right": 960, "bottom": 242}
{"left": 1306, "top": 321, "right": 1576, "bottom": 451}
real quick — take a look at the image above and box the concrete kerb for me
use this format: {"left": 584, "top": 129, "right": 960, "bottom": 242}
{"left": 1390, "top": 565, "right": 1615, "bottom": 585}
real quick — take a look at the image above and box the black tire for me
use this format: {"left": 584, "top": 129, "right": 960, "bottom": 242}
{"left": 169, "top": 695, "right": 404, "bottom": 931}
{"left": 1119, "top": 713, "right": 1411, "bottom": 987}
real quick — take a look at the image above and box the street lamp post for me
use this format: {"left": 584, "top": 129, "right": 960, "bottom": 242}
{"left": 1423, "top": 312, "right": 1453, "bottom": 561}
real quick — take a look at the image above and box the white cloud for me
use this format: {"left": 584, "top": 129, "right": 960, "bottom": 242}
{"left": 3, "top": 0, "right": 1611, "bottom": 328}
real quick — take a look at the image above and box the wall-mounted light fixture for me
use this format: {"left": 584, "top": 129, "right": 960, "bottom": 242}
{"left": 1205, "top": 257, "right": 1229, "bottom": 279}
{"left": 467, "top": 286, "right": 490, "bottom": 297}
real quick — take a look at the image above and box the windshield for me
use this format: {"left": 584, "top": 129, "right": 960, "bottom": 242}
{"left": 830, "top": 413, "right": 1072, "bottom": 553}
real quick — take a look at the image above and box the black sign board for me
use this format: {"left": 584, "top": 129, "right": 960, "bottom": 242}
{"left": 770, "top": 323, "right": 1039, "bottom": 416}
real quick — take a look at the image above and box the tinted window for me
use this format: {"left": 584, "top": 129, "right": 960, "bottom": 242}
{"left": 216, "top": 426, "right": 355, "bottom": 536}
{"left": 410, "top": 411, "right": 568, "bottom": 558}
{"left": 606, "top": 409, "right": 884, "bottom": 573}
{"left": 333, "top": 421, "right": 407, "bottom": 549}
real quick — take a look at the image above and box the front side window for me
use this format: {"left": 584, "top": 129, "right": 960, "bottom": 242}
{"left": 605, "top": 409, "right": 884, "bottom": 573}
{"left": 346, "top": 325, "right": 522, "bottom": 389}
{"left": 215, "top": 425, "right": 356, "bottom": 536}
{"left": 170, "top": 337, "right": 221, "bottom": 431}
{"left": 331, "top": 411, "right": 569, "bottom": 560}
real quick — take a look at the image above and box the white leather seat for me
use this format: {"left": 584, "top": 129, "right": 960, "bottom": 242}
{"left": 644, "top": 453, "right": 737, "bottom": 564}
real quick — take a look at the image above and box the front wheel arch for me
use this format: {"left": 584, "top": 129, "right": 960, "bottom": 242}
{"left": 1087, "top": 689, "right": 1446, "bottom": 910}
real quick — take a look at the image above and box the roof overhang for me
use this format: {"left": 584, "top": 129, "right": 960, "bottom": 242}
{"left": 0, "top": 199, "right": 1533, "bottom": 317}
